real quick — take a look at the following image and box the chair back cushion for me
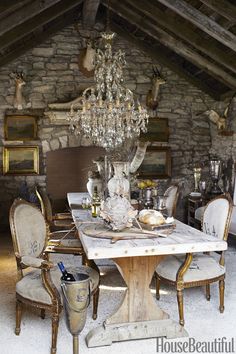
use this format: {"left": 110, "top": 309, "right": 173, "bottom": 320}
{"left": 36, "top": 186, "right": 53, "bottom": 222}
{"left": 10, "top": 199, "right": 47, "bottom": 257}
{"left": 164, "top": 185, "right": 179, "bottom": 217}
{"left": 202, "top": 195, "right": 232, "bottom": 240}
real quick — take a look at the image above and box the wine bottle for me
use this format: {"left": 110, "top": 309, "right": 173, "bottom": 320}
{"left": 91, "top": 186, "right": 101, "bottom": 218}
{"left": 57, "top": 262, "right": 75, "bottom": 281}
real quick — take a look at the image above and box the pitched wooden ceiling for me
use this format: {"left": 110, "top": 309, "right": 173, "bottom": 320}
{"left": 0, "top": 0, "right": 236, "bottom": 100}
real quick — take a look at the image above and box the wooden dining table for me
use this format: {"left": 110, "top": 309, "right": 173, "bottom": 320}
{"left": 67, "top": 192, "right": 227, "bottom": 348}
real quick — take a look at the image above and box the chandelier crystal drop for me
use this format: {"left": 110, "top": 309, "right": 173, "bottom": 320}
{"left": 68, "top": 32, "right": 149, "bottom": 150}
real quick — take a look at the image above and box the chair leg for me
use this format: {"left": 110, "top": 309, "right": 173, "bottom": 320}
{"left": 15, "top": 300, "right": 22, "bottom": 335}
{"left": 155, "top": 274, "right": 160, "bottom": 300}
{"left": 92, "top": 287, "right": 99, "bottom": 320}
{"left": 41, "top": 309, "right": 46, "bottom": 319}
{"left": 206, "top": 284, "right": 211, "bottom": 301}
{"left": 219, "top": 279, "right": 225, "bottom": 313}
{"left": 177, "top": 289, "right": 185, "bottom": 326}
{"left": 51, "top": 313, "right": 59, "bottom": 354}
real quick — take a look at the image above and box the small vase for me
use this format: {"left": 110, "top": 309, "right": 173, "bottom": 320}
{"left": 107, "top": 161, "right": 130, "bottom": 198}
{"left": 86, "top": 178, "right": 103, "bottom": 198}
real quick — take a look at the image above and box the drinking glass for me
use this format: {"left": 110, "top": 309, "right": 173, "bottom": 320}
{"left": 81, "top": 197, "right": 91, "bottom": 209}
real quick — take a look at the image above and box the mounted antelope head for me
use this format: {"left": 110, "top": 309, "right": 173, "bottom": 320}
{"left": 10, "top": 71, "right": 26, "bottom": 110}
{"left": 83, "top": 40, "right": 96, "bottom": 72}
{"left": 146, "top": 66, "right": 166, "bottom": 110}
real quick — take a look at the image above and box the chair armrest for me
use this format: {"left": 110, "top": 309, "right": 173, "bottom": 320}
{"left": 53, "top": 212, "right": 72, "bottom": 220}
{"left": 21, "top": 255, "right": 53, "bottom": 269}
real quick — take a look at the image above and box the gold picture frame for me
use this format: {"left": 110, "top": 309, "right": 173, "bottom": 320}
{"left": 138, "top": 146, "right": 171, "bottom": 179}
{"left": 4, "top": 114, "right": 38, "bottom": 141}
{"left": 3, "top": 146, "right": 39, "bottom": 175}
{"left": 140, "top": 117, "right": 169, "bottom": 142}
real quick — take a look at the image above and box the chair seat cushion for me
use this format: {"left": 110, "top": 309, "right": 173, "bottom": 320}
{"left": 156, "top": 254, "right": 225, "bottom": 283}
{"left": 16, "top": 264, "right": 99, "bottom": 305}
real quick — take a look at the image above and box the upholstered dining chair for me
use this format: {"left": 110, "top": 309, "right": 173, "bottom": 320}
{"left": 163, "top": 184, "right": 179, "bottom": 217}
{"left": 35, "top": 186, "right": 73, "bottom": 231}
{"left": 9, "top": 198, "right": 100, "bottom": 354}
{"left": 36, "top": 186, "right": 100, "bottom": 320}
{"left": 155, "top": 194, "right": 232, "bottom": 326}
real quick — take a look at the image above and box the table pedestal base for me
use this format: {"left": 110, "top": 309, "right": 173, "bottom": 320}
{"left": 86, "top": 319, "right": 188, "bottom": 347}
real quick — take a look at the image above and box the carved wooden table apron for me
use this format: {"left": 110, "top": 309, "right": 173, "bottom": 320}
{"left": 70, "top": 201, "right": 227, "bottom": 348}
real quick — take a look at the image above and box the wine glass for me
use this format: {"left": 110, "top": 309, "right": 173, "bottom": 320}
{"left": 81, "top": 197, "right": 91, "bottom": 209}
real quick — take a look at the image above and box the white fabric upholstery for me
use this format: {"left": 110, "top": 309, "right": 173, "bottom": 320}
{"left": 13, "top": 203, "right": 46, "bottom": 257}
{"left": 202, "top": 198, "right": 230, "bottom": 240}
{"left": 195, "top": 206, "right": 205, "bottom": 222}
{"left": 229, "top": 207, "right": 236, "bottom": 235}
{"left": 16, "top": 265, "right": 99, "bottom": 304}
{"left": 156, "top": 254, "right": 225, "bottom": 283}
{"left": 164, "top": 185, "right": 178, "bottom": 217}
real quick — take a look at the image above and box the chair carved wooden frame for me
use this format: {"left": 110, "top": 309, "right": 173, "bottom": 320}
{"left": 10, "top": 198, "right": 62, "bottom": 354}
{"left": 35, "top": 186, "right": 73, "bottom": 231}
{"left": 10, "top": 198, "right": 100, "bottom": 354}
{"left": 155, "top": 193, "right": 233, "bottom": 326}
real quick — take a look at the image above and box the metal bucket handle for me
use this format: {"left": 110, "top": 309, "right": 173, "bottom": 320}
{"left": 61, "top": 281, "right": 91, "bottom": 313}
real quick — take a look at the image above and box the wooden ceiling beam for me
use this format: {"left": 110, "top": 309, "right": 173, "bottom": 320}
{"left": 0, "top": 0, "right": 32, "bottom": 20}
{"left": 199, "top": 0, "right": 236, "bottom": 23}
{"left": 124, "top": 0, "right": 236, "bottom": 75}
{"left": 0, "top": 7, "right": 81, "bottom": 69}
{"left": 110, "top": 22, "right": 221, "bottom": 100}
{"left": 0, "top": 0, "right": 83, "bottom": 53}
{"left": 0, "top": 0, "right": 63, "bottom": 36}
{"left": 156, "top": 0, "right": 236, "bottom": 52}
{"left": 106, "top": 1, "right": 236, "bottom": 89}
{"left": 82, "top": 0, "right": 100, "bottom": 29}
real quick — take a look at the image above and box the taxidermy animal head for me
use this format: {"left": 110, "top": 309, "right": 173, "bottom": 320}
{"left": 204, "top": 109, "right": 226, "bottom": 130}
{"left": 83, "top": 40, "right": 96, "bottom": 72}
{"left": 146, "top": 66, "right": 166, "bottom": 110}
{"left": 9, "top": 71, "right": 26, "bottom": 110}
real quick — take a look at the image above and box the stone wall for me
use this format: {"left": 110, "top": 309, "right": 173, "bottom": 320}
{"left": 0, "top": 23, "right": 223, "bottom": 229}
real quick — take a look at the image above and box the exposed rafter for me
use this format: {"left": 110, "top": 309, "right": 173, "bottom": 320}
{"left": 110, "top": 22, "right": 222, "bottom": 100}
{"left": 82, "top": 0, "right": 100, "bottom": 29}
{"left": 124, "top": 0, "right": 236, "bottom": 75}
{"left": 199, "top": 0, "right": 236, "bottom": 23}
{"left": 156, "top": 0, "right": 236, "bottom": 52}
{"left": 0, "top": 5, "right": 83, "bottom": 69}
{"left": 0, "top": 0, "right": 62, "bottom": 36}
{"left": 0, "top": 0, "right": 32, "bottom": 20}
{"left": 105, "top": 0, "right": 236, "bottom": 90}
{"left": 0, "top": 0, "right": 83, "bottom": 53}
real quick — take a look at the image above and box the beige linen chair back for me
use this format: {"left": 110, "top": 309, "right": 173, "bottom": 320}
{"left": 36, "top": 186, "right": 53, "bottom": 223}
{"left": 202, "top": 194, "right": 232, "bottom": 241}
{"left": 10, "top": 198, "right": 47, "bottom": 258}
{"left": 164, "top": 184, "right": 179, "bottom": 217}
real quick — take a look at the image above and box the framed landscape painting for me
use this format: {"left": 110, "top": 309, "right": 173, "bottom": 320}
{"left": 138, "top": 146, "right": 171, "bottom": 179}
{"left": 140, "top": 117, "right": 169, "bottom": 142}
{"left": 4, "top": 115, "right": 38, "bottom": 141}
{"left": 3, "top": 146, "right": 39, "bottom": 175}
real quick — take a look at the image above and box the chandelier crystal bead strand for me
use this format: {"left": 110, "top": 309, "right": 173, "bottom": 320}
{"left": 68, "top": 32, "right": 149, "bottom": 150}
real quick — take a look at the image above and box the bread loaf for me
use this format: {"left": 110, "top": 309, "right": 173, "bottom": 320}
{"left": 139, "top": 209, "right": 165, "bottom": 226}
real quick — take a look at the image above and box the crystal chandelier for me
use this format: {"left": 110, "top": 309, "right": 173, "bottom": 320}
{"left": 68, "top": 32, "right": 149, "bottom": 150}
